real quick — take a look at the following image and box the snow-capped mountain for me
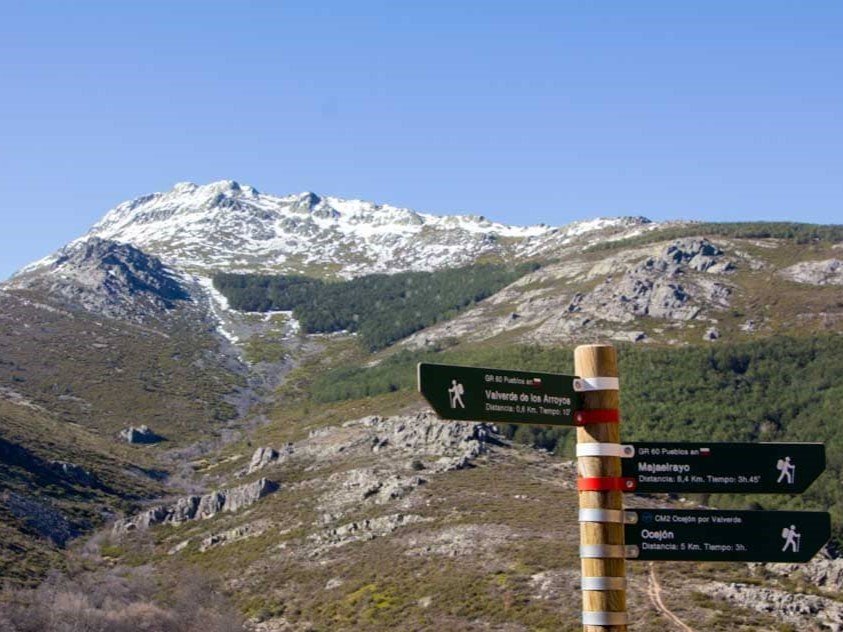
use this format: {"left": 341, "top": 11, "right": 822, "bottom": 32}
{"left": 20, "top": 180, "right": 653, "bottom": 279}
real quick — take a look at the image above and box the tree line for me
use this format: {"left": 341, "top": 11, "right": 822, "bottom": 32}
{"left": 213, "top": 263, "right": 539, "bottom": 351}
{"left": 588, "top": 221, "right": 843, "bottom": 252}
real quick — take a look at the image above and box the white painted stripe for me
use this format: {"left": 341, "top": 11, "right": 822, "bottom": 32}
{"left": 578, "top": 508, "right": 638, "bottom": 524}
{"left": 580, "top": 544, "right": 627, "bottom": 558}
{"left": 574, "top": 376, "right": 620, "bottom": 392}
{"left": 582, "top": 576, "right": 627, "bottom": 591}
{"left": 578, "top": 508, "right": 623, "bottom": 523}
{"left": 576, "top": 443, "right": 634, "bottom": 458}
{"left": 582, "top": 611, "right": 629, "bottom": 626}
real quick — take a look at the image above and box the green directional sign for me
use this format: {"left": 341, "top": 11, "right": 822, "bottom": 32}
{"left": 622, "top": 442, "right": 825, "bottom": 494}
{"left": 625, "top": 509, "right": 830, "bottom": 563}
{"left": 418, "top": 363, "right": 580, "bottom": 426}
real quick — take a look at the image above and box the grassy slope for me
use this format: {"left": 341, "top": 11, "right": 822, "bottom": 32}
{"left": 0, "top": 397, "right": 162, "bottom": 584}
{"left": 0, "top": 290, "right": 246, "bottom": 584}
{"left": 0, "top": 290, "right": 243, "bottom": 443}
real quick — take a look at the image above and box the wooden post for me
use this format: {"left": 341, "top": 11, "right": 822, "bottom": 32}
{"left": 575, "top": 344, "right": 627, "bottom": 631}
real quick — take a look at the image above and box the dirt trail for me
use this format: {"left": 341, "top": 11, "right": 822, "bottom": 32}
{"left": 647, "top": 562, "right": 696, "bottom": 632}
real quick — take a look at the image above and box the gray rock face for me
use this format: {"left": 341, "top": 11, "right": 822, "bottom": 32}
{"left": 114, "top": 478, "right": 279, "bottom": 534}
{"left": 574, "top": 238, "right": 733, "bottom": 324}
{"left": 312, "top": 413, "right": 496, "bottom": 522}
{"left": 249, "top": 447, "right": 279, "bottom": 472}
{"left": 706, "top": 581, "right": 843, "bottom": 631}
{"left": 119, "top": 425, "right": 162, "bottom": 444}
{"left": 247, "top": 444, "right": 294, "bottom": 474}
{"left": 199, "top": 521, "right": 270, "bottom": 552}
{"left": 309, "top": 513, "right": 430, "bottom": 553}
{"left": 322, "top": 468, "right": 427, "bottom": 513}
{"left": 10, "top": 237, "right": 191, "bottom": 322}
{"left": 780, "top": 259, "right": 843, "bottom": 285}
{"left": 361, "top": 412, "right": 492, "bottom": 471}
{"left": 766, "top": 551, "right": 843, "bottom": 592}
{"left": 664, "top": 238, "right": 731, "bottom": 272}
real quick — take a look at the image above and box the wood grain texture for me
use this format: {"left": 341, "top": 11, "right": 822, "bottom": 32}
{"left": 575, "top": 344, "right": 627, "bottom": 632}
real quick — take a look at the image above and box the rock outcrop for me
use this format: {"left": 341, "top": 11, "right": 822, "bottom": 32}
{"left": 114, "top": 478, "right": 279, "bottom": 534}
{"left": 360, "top": 412, "right": 493, "bottom": 471}
{"left": 199, "top": 520, "right": 271, "bottom": 552}
{"left": 10, "top": 238, "right": 191, "bottom": 322}
{"left": 308, "top": 513, "right": 430, "bottom": 554}
{"left": 568, "top": 238, "right": 734, "bottom": 324}
{"left": 765, "top": 551, "right": 843, "bottom": 592}
{"left": 780, "top": 259, "right": 843, "bottom": 286}
{"left": 706, "top": 581, "right": 843, "bottom": 631}
{"left": 119, "top": 425, "right": 163, "bottom": 444}
{"left": 246, "top": 444, "right": 294, "bottom": 474}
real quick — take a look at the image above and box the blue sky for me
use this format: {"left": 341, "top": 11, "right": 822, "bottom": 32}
{"left": 1, "top": 1, "right": 841, "bottom": 279}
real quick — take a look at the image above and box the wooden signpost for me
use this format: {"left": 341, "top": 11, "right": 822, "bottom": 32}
{"left": 417, "top": 344, "right": 830, "bottom": 631}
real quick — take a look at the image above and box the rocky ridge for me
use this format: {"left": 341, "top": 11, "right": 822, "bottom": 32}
{"left": 401, "top": 237, "right": 741, "bottom": 347}
{"left": 114, "top": 478, "right": 279, "bottom": 534}
{"left": 8, "top": 238, "right": 192, "bottom": 323}
{"left": 17, "top": 180, "right": 653, "bottom": 279}
{"left": 143, "top": 411, "right": 496, "bottom": 564}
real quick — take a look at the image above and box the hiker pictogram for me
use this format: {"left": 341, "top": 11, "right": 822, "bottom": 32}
{"left": 448, "top": 379, "right": 465, "bottom": 409}
{"left": 777, "top": 456, "right": 796, "bottom": 484}
{"left": 782, "top": 525, "right": 802, "bottom": 553}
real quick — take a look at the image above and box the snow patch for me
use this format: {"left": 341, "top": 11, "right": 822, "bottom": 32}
{"left": 196, "top": 276, "right": 240, "bottom": 343}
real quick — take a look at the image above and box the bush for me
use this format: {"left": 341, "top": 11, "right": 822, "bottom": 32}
{"left": 0, "top": 566, "right": 243, "bottom": 632}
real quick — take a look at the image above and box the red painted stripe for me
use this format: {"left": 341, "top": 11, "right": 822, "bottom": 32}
{"left": 577, "top": 477, "right": 637, "bottom": 492}
{"left": 574, "top": 409, "right": 620, "bottom": 425}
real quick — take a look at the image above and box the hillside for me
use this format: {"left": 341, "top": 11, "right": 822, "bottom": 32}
{"left": 1, "top": 181, "right": 842, "bottom": 630}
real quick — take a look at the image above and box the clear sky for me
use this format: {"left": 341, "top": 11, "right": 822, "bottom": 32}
{"left": 1, "top": 1, "right": 841, "bottom": 280}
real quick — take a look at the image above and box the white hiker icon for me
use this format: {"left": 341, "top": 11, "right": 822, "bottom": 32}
{"left": 781, "top": 525, "right": 801, "bottom": 553}
{"left": 776, "top": 456, "right": 796, "bottom": 485}
{"left": 448, "top": 379, "right": 465, "bottom": 409}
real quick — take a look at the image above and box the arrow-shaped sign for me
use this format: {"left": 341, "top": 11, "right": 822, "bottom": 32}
{"left": 418, "top": 362, "right": 580, "bottom": 426}
{"left": 622, "top": 442, "right": 825, "bottom": 494}
{"left": 625, "top": 509, "right": 830, "bottom": 562}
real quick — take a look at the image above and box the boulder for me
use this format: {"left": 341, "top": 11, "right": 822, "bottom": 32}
{"left": 780, "top": 259, "right": 843, "bottom": 286}
{"left": 119, "top": 425, "right": 163, "bottom": 444}
{"left": 247, "top": 443, "right": 293, "bottom": 474}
